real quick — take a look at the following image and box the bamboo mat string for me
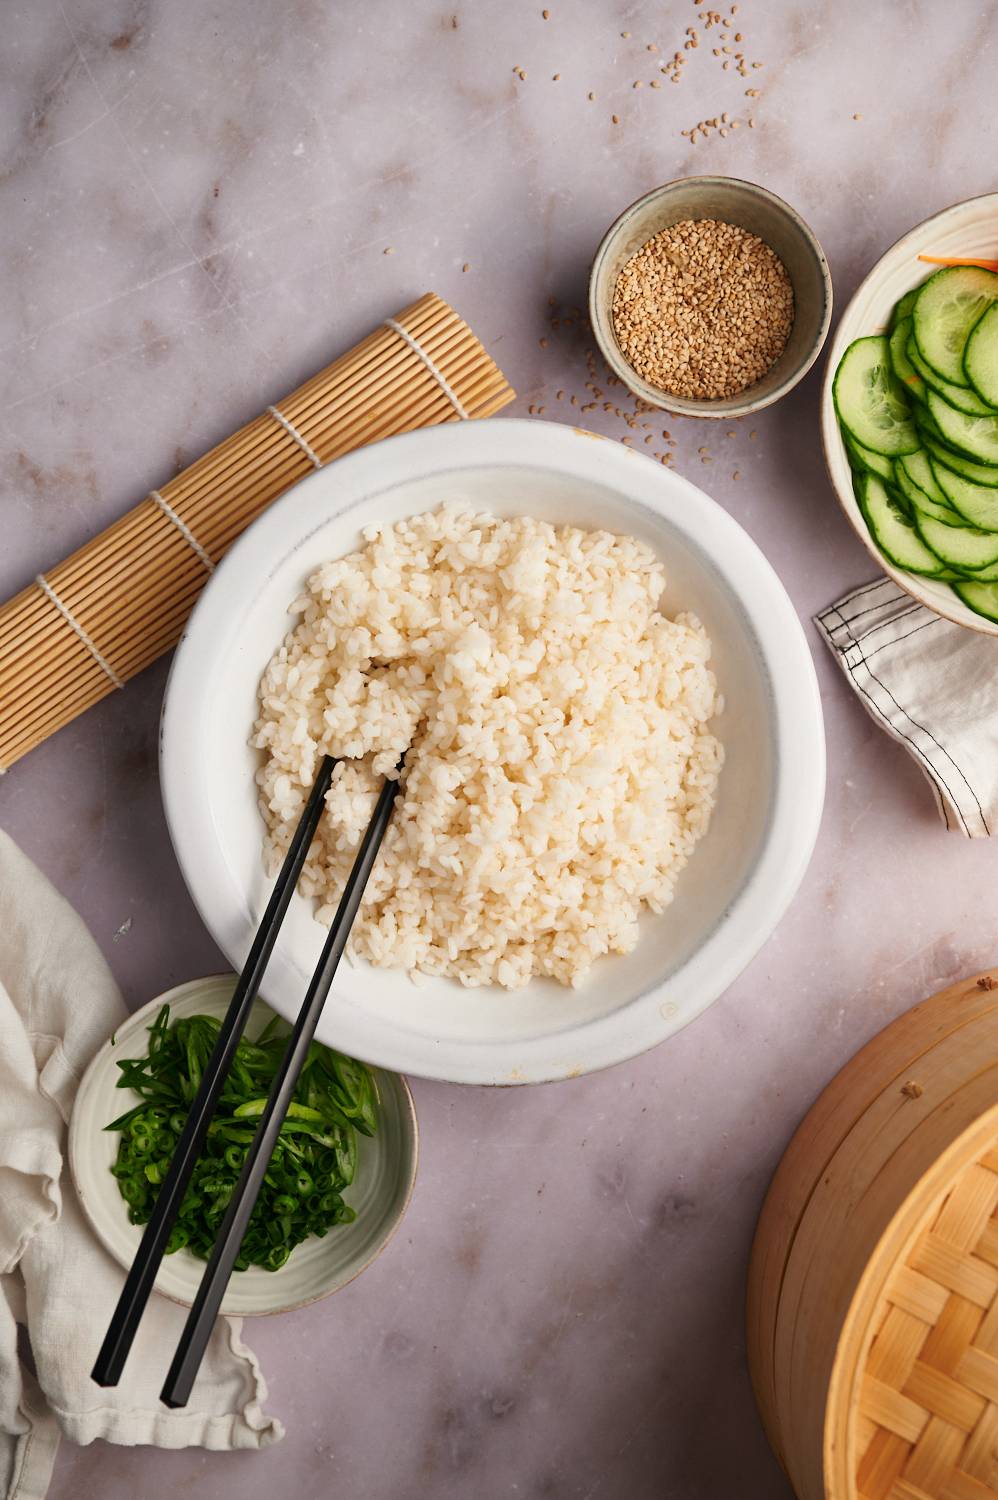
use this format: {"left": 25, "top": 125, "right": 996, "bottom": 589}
{"left": 383, "top": 318, "right": 469, "bottom": 419}
{"left": 0, "top": 293, "right": 513, "bottom": 773}
{"left": 149, "top": 490, "right": 215, "bottom": 574}
{"left": 33, "top": 574, "right": 125, "bottom": 693}
{"left": 266, "top": 406, "right": 323, "bottom": 469}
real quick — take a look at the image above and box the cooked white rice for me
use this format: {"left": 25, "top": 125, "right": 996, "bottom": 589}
{"left": 252, "top": 505, "right": 722, "bottom": 990}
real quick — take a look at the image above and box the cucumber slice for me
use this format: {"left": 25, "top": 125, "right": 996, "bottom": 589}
{"left": 894, "top": 458, "right": 962, "bottom": 525}
{"left": 953, "top": 579, "right": 998, "bottom": 623}
{"left": 898, "top": 449, "right": 948, "bottom": 505}
{"left": 856, "top": 473, "right": 951, "bottom": 575}
{"left": 929, "top": 458, "right": 998, "bottom": 529}
{"left": 964, "top": 304, "right": 998, "bottom": 408}
{"left": 921, "top": 430, "right": 998, "bottom": 485}
{"left": 912, "top": 265, "right": 998, "bottom": 384}
{"left": 926, "top": 389, "right": 998, "bottom": 465}
{"left": 843, "top": 432, "right": 896, "bottom": 482}
{"left": 889, "top": 319, "right": 926, "bottom": 402}
{"left": 833, "top": 336, "right": 919, "bottom": 456}
{"left": 906, "top": 335, "right": 994, "bottom": 416}
{"left": 914, "top": 511, "right": 998, "bottom": 570}
{"left": 891, "top": 287, "right": 920, "bottom": 328}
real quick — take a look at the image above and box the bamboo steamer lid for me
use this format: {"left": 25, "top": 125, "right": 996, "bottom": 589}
{"left": 747, "top": 971, "right": 998, "bottom": 1500}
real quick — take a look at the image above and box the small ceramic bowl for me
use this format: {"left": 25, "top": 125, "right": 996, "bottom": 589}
{"left": 589, "top": 175, "right": 832, "bottom": 419}
{"left": 69, "top": 974, "right": 418, "bottom": 1315}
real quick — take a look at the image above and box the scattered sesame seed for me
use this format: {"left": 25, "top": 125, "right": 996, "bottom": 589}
{"left": 721, "top": 112, "right": 729, "bottom": 122}
{"left": 633, "top": 79, "right": 642, "bottom": 87}
{"left": 698, "top": 446, "right": 709, "bottom": 454}
{"left": 621, "top": 29, "right": 630, "bottom": 36}
{"left": 746, "top": 87, "right": 760, "bottom": 96}
{"left": 612, "top": 113, "right": 620, "bottom": 123}
{"left": 752, "top": 59, "right": 763, "bottom": 67}
{"left": 749, "top": 429, "right": 758, "bottom": 439}
{"left": 570, "top": 394, "right": 578, "bottom": 405}
{"left": 748, "top": 117, "right": 755, "bottom": 127}
{"left": 539, "top": 337, "right": 548, "bottom": 347}
{"left": 552, "top": 73, "right": 561, "bottom": 80}
{"left": 542, "top": 6, "right": 550, "bottom": 15}
{"left": 733, "top": 470, "right": 741, "bottom": 480}
{"left": 462, "top": 262, "right": 470, "bottom": 273}
{"left": 517, "top": 68, "right": 526, "bottom": 80}
{"left": 853, "top": 112, "right": 862, "bottom": 120}
{"left": 701, "top": 456, "right": 712, "bottom": 463}
{"left": 383, "top": 246, "right": 395, "bottom": 255}
{"left": 556, "top": 389, "right": 564, "bottom": 400}
{"left": 650, "top": 79, "right": 661, "bottom": 88}
{"left": 588, "top": 90, "right": 596, "bottom": 100}
{"left": 720, "top": 127, "right": 728, "bottom": 136}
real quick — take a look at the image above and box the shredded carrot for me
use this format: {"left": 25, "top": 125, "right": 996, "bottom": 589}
{"left": 918, "top": 254, "right": 998, "bottom": 272}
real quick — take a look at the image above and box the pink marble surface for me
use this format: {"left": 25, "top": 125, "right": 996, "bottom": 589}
{"left": 3, "top": 1, "right": 998, "bottom": 1496}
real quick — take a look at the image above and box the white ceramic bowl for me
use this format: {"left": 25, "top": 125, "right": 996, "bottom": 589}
{"left": 69, "top": 976, "right": 418, "bottom": 1315}
{"left": 821, "top": 191, "right": 998, "bottom": 635}
{"left": 161, "top": 419, "right": 825, "bottom": 1085}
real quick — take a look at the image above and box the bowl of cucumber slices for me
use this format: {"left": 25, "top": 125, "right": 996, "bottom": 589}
{"left": 822, "top": 192, "right": 998, "bottom": 634}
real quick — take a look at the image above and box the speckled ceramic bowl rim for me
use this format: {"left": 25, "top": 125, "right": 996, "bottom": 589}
{"left": 69, "top": 974, "right": 420, "bottom": 1316}
{"left": 588, "top": 174, "right": 833, "bottom": 418}
{"left": 819, "top": 190, "right": 998, "bottom": 636}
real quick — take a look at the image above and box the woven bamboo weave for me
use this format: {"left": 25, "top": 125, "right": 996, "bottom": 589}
{"left": 0, "top": 293, "right": 513, "bottom": 771}
{"left": 856, "top": 1148, "right": 998, "bottom": 1500}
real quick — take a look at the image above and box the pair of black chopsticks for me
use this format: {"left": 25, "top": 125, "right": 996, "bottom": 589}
{"left": 92, "top": 753, "right": 402, "bottom": 1407}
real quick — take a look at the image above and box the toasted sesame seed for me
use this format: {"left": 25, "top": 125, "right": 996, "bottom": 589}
{"left": 556, "top": 389, "right": 564, "bottom": 400}
{"left": 611, "top": 219, "right": 794, "bottom": 401}
{"left": 552, "top": 73, "right": 561, "bottom": 80}
{"left": 748, "top": 117, "right": 755, "bottom": 127}
{"left": 749, "top": 429, "right": 758, "bottom": 439}
{"left": 542, "top": 6, "right": 550, "bottom": 15}
{"left": 539, "top": 338, "right": 548, "bottom": 347}
{"left": 853, "top": 112, "right": 862, "bottom": 120}
{"left": 746, "top": 87, "right": 760, "bottom": 96}
{"left": 650, "top": 79, "right": 661, "bottom": 88}
{"left": 588, "top": 90, "right": 596, "bottom": 100}
{"left": 633, "top": 79, "right": 642, "bottom": 87}
{"left": 612, "top": 113, "right": 620, "bottom": 123}
{"left": 647, "top": 41, "right": 658, "bottom": 51}
{"left": 462, "top": 262, "right": 470, "bottom": 272}
{"left": 621, "top": 29, "right": 630, "bottom": 37}
{"left": 733, "top": 470, "right": 741, "bottom": 479}
{"left": 383, "top": 246, "right": 395, "bottom": 255}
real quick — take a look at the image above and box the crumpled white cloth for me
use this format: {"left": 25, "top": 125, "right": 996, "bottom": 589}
{"left": 0, "top": 831, "right": 283, "bottom": 1500}
{"left": 816, "top": 577, "right": 998, "bottom": 838}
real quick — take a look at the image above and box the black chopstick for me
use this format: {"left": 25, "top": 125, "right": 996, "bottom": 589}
{"left": 91, "top": 754, "right": 337, "bottom": 1388}
{"left": 160, "top": 766, "right": 403, "bottom": 1408}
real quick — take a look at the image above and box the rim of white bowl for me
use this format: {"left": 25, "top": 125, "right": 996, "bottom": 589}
{"left": 161, "top": 419, "right": 825, "bottom": 1085}
{"left": 820, "top": 190, "right": 998, "bottom": 637}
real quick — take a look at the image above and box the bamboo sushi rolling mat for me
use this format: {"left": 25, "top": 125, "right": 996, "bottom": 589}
{"left": 0, "top": 293, "right": 514, "bottom": 772}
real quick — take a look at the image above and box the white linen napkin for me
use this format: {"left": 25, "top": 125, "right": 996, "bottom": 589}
{"left": 0, "top": 831, "right": 283, "bottom": 1500}
{"left": 815, "top": 577, "right": 998, "bottom": 838}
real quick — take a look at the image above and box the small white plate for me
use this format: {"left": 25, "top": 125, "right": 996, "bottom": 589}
{"left": 161, "top": 419, "right": 825, "bottom": 1085}
{"left": 69, "top": 975, "right": 418, "bottom": 1316}
{"left": 820, "top": 192, "right": 998, "bottom": 635}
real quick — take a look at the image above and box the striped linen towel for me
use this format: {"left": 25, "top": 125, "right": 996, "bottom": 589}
{"left": 815, "top": 578, "right": 998, "bottom": 838}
